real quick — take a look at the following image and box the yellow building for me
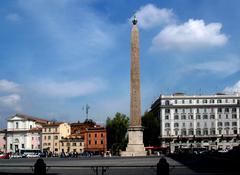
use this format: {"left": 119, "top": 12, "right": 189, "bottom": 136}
{"left": 42, "top": 122, "right": 70, "bottom": 156}
{"left": 60, "top": 135, "right": 84, "bottom": 155}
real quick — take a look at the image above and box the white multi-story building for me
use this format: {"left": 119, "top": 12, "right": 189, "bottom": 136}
{"left": 6, "top": 114, "right": 48, "bottom": 153}
{"left": 150, "top": 92, "right": 240, "bottom": 153}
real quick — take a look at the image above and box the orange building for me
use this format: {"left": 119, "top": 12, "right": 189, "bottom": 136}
{"left": 71, "top": 122, "right": 107, "bottom": 154}
{"left": 84, "top": 127, "right": 107, "bottom": 154}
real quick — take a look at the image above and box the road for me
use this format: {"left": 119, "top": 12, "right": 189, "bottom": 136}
{"left": 0, "top": 156, "right": 235, "bottom": 175}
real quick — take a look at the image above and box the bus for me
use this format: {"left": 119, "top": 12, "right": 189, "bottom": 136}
{"left": 20, "top": 149, "right": 41, "bottom": 158}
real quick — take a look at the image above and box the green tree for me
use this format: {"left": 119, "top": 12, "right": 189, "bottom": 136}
{"left": 106, "top": 112, "right": 129, "bottom": 155}
{"left": 142, "top": 111, "right": 160, "bottom": 146}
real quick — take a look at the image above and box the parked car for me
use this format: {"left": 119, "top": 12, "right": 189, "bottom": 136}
{"left": 218, "top": 149, "right": 229, "bottom": 153}
{"left": 10, "top": 154, "right": 22, "bottom": 159}
{"left": 0, "top": 153, "right": 10, "bottom": 159}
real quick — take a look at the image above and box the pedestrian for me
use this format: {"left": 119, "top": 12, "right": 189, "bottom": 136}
{"left": 157, "top": 157, "right": 169, "bottom": 175}
{"left": 34, "top": 158, "right": 46, "bottom": 175}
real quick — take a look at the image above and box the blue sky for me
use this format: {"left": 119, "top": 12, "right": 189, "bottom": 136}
{"left": 0, "top": 0, "right": 240, "bottom": 126}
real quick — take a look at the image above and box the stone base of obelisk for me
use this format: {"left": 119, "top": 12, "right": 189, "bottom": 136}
{"left": 121, "top": 126, "right": 147, "bottom": 157}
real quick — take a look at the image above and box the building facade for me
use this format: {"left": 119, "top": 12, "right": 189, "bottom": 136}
{"left": 150, "top": 93, "right": 240, "bottom": 153}
{"left": 42, "top": 122, "right": 70, "bottom": 155}
{"left": 0, "top": 129, "right": 7, "bottom": 153}
{"left": 60, "top": 135, "right": 84, "bottom": 154}
{"left": 6, "top": 114, "right": 48, "bottom": 153}
{"left": 84, "top": 127, "right": 107, "bottom": 154}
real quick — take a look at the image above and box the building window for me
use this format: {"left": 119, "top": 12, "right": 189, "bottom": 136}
{"left": 30, "top": 125, "right": 32, "bottom": 129}
{"left": 218, "top": 122, "right": 222, "bottom": 127}
{"left": 189, "top": 99, "right": 192, "bottom": 104}
{"left": 182, "top": 123, "right": 185, "bottom": 127}
{"left": 165, "top": 109, "right": 170, "bottom": 113}
{"left": 54, "top": 136, "right": 58, "bottom": 140}
{"left": 181, "top": 130, "right": 186, "bottom": 136}
{"left": 203, "top": 99, "right": 207, "bottom": 104}
{"left": 95, "top": 134, "right": 97, "bottom": 138}
{"left": 210, "top": 115, "right": 215, "bottom": 119}
{"left": 62, "top": 142, "right": 64, "bottom": 146}
{"left": 174, "top": 115, "right": 179, "bottom": 120}
{"left": 197, "top": 99, "right": 199, "bottom": 103}
{"left": 175, "top": 100, "right": 177, "bottom": 104}
{"left": 48, "top": 136, "right": 51, "bottom": 140}
{"left": 196, "top": 115, "right": 201, "bottom": 120}
{"left": 226, "top": 114, "right": 228, "bottom": 119}
{"left": 44, "top": 128, "right": 47, "bottom": 132}
{"left": 210, "top": 130, "right": 215, "bottom": 135}
{"left": 182, "top": 109, "right": 185, "bottom": 113}
{"left": 165, "top": 123, "right": 170, "bottom": 127}
{"left": 232, "top": 122, "right": 237, "bottom": 126}
{"left": 182, "top": 100, "right": 185, "bottom": 104}
{"left": 44, "top": 136, "right": 46, "bottom": 140}
{"left": 32, "top": 145, "right": 34, "bottom": 149}
{"left": 88, "top": 134, "right": 91, "bottom": 138}
{"left": 189, "top": 123, "right": 193, "bottom": 128}
{"left": 226, "top": 130, "right": 229, "bottom": 135}
{"left": 225, "top": 122, "right": 230, "bottom": 127}
{"left": 174, "top": 123, "right": 179, "bottom": 127}
{"left": 72, "top": 143, "right": 77, "bottom": 146}
{"left": 22, "top": 144, "right": 24, "bottom": 148}
{"left": 188, "top": 115, "right": 193, "bottom": 120}
{"left": 55, "top": 128, "right": 57, "bottom": 132}
{"left": 101, "top": 140, "right": 104, "bottom": 144}
{"left": 225, "top": 108, "right": 229, "bottom": 113}
{"left": 101, "top": 133, "right": 104, "bottom": 137}
{"left": 203, "top": 129, "right": 208, "bottom": 135}
{"left": 55, "top": 143, "right": 57, "bottom": 146}
{"left": 232, "top": 114, "right": 237, "bottom": 119}
{"left": 232, "top": 108, "right": 236, "bottom": 112}
{"left": 55, "top": 148, "right": 58, "bottom": 152}
{"left": 217, "top": 99, "right": 222, "bottom": 103}
{"left": 49, "top": 128, "right": 51, "bottom": 132}
{"left": 211, "top": 122, "right": 215, "bottom": 127}
{"left": 174, "top": 130, "right": 178, "bottom": 135}
{"left": 181, "top": 115, "right": 186, "bottom": 120}
{"left": 67, "top": 143, "right": 70, "bottom": 146}
{"left": 203, "top": 115, "right": 208, "bottom": 119}
{"left": 218, "top": 130, "right": 222, "bottom": 135}
{"left": 88, "top": 140, "right": 91, "bottom": 145}
{"left": 80, "top": 143, "right": 82, "bottom": 146}
{"left": 165, "top": 115, "right": 169, "bottom": 120}
{"left": 233, "top": 130, "right": 237, "bottom": 134}
{"left": 197, "top": 122, "right": 200, "bottom": 127}
{"left": 210, "top": 99, "right": 214, "bottom": 103}
{"left": 165, "top": 100, "right": 170, "bottom": 105}
{"left": 218, "top": 108, "right": 222, "bottom": 113}
{"left": 48, "top": 143, "right": 51, "bottom": 146}
{"left": 175, "top": 109, "right": 178, "bottom": 113}
{"left": 16, "top": 122, "right": 19, "bottom": 129}
{"left": 189, "top": 130, "right": 194, "bottom": 135}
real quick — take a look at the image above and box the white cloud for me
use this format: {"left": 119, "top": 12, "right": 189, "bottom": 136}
{"left": 133, "top": 4, "right": 175, "bottom": 29}
{"left": 5, "top": 13, "right": 22, "bottom": 22}
{"left": 224, "top": 81, "right": 240, "bottom": 94}
{"left": 0, "top": 94, "right": 21, "bottom": 111}
{"left": 35, "top": 79, "right": 107, "bottom": 98}
{"left": 0, "top": 79, "right": 20, "bottom": 93}
{"left": 151, "top": 19, "right": 228, "bottom": 51}
{"left": 185, "top": 56, "right": 240, "bottom": 77}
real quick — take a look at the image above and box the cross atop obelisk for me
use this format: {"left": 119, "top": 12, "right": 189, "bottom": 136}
{"left": 130, "top": 15, "right": 141, "bottom": 127}
{"left": 121, "top": 15, "right": 146, "bottom": 156}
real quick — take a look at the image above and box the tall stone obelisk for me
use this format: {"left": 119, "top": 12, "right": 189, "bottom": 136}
{"left": 121, "top": 16, "right": 146, "bottom": 157}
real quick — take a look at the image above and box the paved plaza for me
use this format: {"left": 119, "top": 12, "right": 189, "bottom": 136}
{"left": 0, "top": 156, "right": 237, "bottom": 175}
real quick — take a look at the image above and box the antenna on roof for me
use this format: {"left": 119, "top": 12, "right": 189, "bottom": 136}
{"left": 86, "top": 104, "right": 90, "bottom": 120}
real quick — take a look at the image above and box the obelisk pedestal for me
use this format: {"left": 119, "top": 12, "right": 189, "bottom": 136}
{"left": 121, "top": 16, "right": 146, "bottom": 157}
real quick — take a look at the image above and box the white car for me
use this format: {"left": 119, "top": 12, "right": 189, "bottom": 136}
{"left": 24, "top": 153, "right": 40, "bottom": 158}
{"left": 218, "top": 149, "right": 229, "bottom": 153}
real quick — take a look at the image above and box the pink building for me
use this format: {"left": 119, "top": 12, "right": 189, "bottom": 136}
{"left": 0, "top": 129, "right": 7, "bottom": 153}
